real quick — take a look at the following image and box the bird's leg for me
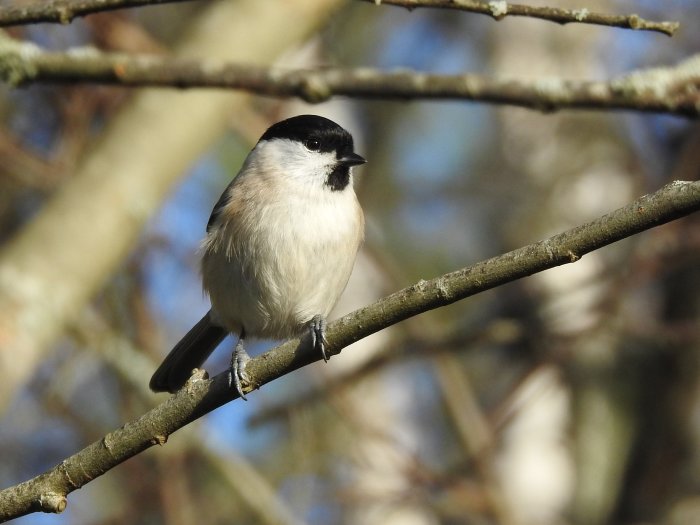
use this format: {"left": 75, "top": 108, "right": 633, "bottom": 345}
{"left": 229, "top": 330, "right": 250, "bottom": 400}
{"left": 310, "top": 315, "right": 329, "bottom": 362}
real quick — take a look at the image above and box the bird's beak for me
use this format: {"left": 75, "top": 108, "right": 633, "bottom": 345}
{"left": 338, "top": 152, "right": 367, "bottom": 167}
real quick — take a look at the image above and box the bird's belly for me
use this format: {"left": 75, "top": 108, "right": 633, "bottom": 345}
{"left": 202, "top": 196, "right": 361, "bottom": 340}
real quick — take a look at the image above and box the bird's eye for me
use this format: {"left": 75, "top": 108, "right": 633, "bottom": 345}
{"left": 305, "top": 138, "right": 321, "bottom": 151}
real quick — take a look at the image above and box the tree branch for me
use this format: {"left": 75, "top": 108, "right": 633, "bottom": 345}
{"left": 0, "top": 0, "right": 680, "bottom": 36}
{"left": 0, "top": 0, "right": 195, "bottom": 26}
{"left": 360, "top": 0, "right": 679, "bottom": 36}
{"left": 1, "top": 180, "right": 699, "bottom": 522}
{"left": 0, "top": 38, "right": 698, "bottom": 117}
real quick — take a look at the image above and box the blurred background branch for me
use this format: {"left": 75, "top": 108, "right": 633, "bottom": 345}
{"left": 0, "top": 0, "right": 195, "bottom": 26}
{"left": 358, "top": 0, "right": 679, "bottom": 36}
{"left": 1, "top": 41, "right": 698, "bottom": 116}
{"left": 0, "top": 0, "right": 680, "bottom": 35}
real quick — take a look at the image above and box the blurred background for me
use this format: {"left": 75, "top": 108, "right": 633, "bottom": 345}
{"left": 0, "top": 0, "right": 699, "bottom": 524}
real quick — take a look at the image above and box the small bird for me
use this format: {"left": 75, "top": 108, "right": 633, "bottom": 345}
{"left": 150, "top": 115, "right": 366, "bottom": 398}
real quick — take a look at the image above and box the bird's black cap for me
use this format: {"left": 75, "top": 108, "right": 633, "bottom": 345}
{"left": 260, "top": 114, "right": 358, "bottom": 157}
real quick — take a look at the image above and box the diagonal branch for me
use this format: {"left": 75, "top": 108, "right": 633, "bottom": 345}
{"left": 0, "top": 38, "right": 698, "bottom": 117}
{"left": 1, "top": 180, "right": 699, "bottom": 522}
{"left": 360, "top": 0, "right": 679, "bottom": 36}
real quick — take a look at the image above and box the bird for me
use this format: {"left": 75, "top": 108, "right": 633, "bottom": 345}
{"left": 149, "top": 114, "right": 366, "bottom": 398}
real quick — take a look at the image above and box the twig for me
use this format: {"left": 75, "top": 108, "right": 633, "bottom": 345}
{"left": 0, "top": 0, "right": 680, "bottom": 36}
{"left": 1, "top": 180, "right": 699, "bottom": 522}
{"left": 0, "top": 0, "right": 195, "bottom": 26}
{"left": 359, "top": 0, "right": 679, "bottom": 36}
{"left": 0, "top": 39, "right": 698, "bottom": 117}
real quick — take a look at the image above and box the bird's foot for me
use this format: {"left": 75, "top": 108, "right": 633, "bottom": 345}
{"left": 310, "top": 315, "right": 329, "bottom": 362}
{"left": 228, "top": 338, "right": 251, "bottom": 400}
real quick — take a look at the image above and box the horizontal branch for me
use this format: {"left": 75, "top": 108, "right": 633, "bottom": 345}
{"left": 1, "top": 180, "right": 699, "bottom": 522}
{"left": 0, "top": 0, "right": 680, "bottom": 36}
{"left": 0, "top": 0, "right": 194, "bottom": 26}
{"left": 361, "top": 0, "right": 679, "bottom": 36}
{"left": 0, "top": 38, "right": 698, "bottom": 117}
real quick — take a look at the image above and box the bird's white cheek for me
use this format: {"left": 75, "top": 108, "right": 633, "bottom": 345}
{"left": 253, "top": 140, "right": 337, "bottom": 188}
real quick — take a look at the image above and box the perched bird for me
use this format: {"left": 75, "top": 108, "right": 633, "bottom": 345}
{"left": 150, "top": 115, "right": 366, "bottom": 398}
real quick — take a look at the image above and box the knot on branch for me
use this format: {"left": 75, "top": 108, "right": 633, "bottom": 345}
{"left": 55, "top": 6, "right": 74, "bottom": 25}
{"left": 0, "top": 36, "right": 40, "bottom": 86}
{"left": 488, "top": 1, "right": 508, "bottom": 20}
{"left": 184, "top": 367, "right": 208, "bottom": 390}
{"left": 539, "top": 239, "right": 581, "bottom": 264}
{"left": 572, "top": 8, "right": 590, "bottom": 22}
{"left": 151, "top": 434, "right": 168, "bottom": 446}
{"left": 38, "top": 492, "right": 67, "bottom": 514}
{"left": 298, "top": 73, "right": 332, "bottom": 103}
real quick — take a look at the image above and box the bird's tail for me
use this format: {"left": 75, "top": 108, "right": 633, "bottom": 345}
{"left": 149, "top": 310, "right": 227, "bottom": 393}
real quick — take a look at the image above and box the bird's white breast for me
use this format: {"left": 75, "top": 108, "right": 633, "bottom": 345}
{"left": 201, "top": 162, "right": 363, "bottom": 340}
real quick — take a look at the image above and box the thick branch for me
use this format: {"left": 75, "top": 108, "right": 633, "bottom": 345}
{"left": 0, "top": 0, "right": 194, "bottom": 26}
{"left": 0, "top": 39, "right": 698, "bottom": 117}
{"left": 361, "top": 0, "right": 679, "bottom": 36}
{"left": 1, "top": 180, "right": 699, "bottom": 522}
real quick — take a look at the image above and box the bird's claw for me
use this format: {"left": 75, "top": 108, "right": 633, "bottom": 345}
{"left": 229, "top": 339, "right": 251, "bottom": 400}
{"left": 310, "top": 315, "right": 329, "bottom": 362}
